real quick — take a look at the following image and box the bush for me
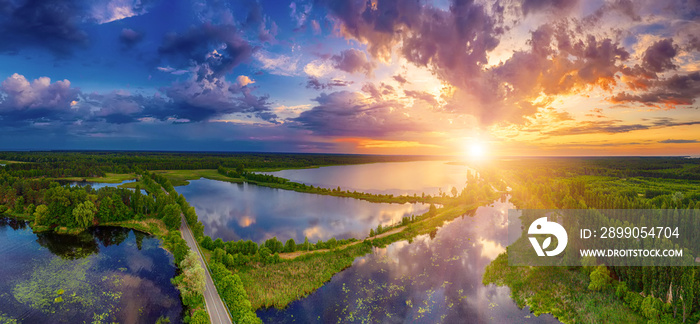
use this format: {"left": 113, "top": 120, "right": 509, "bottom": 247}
{"left": 284, "top": 238, "right": 296, "bottom": 253}
{"left": 162, "top": 203, "right": 181, "bottom": 230}
{"left": 588, "top": 265, "right": 612, "bottom": 291}
{"left": 625, "top": 291, "right": 643, "bottom": 311}
{"left": 640, "top": 295, "right": 662, "bottom": 320}
{"left": 200, "top": 236, "right": 214, "bottom": 250}
{"left": 615, "top": 281, "right": 628, "bottom": 299}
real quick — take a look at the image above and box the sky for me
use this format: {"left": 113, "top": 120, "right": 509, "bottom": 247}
{"left": 0, "top": 0, "right": 698, "bottom": 156}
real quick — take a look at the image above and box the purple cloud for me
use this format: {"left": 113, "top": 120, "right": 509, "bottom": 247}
{"left": 292, "top": 91, "right": 421, "bottom": 137}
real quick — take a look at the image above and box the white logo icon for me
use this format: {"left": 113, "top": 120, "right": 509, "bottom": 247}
{"left": 528, "top": 217, "right": 568, "bottom": 256}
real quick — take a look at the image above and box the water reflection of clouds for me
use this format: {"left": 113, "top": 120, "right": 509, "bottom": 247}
{"left": 126, "top": 250, "right": 154, "bottom": 272}
{"left": 258, "top": 196, "right": 560, "bottom": 324}
{"left": 176, "top": 179, "right": 431, "bottom": 243}
{"left": 238, "top": 215, "right": 256, "bottom": 228}
{"left": 0, "top": 221, "right": 183, "bottom": 323}
{"left": 478, "top": 238, "right": 505, "bottom": 260}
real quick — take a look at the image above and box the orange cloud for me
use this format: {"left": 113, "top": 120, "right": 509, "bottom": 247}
{"left": 334, "top": 137, "right": 440, "bottom": 149}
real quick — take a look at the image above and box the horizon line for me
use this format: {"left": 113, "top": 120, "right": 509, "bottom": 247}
{"left": 0, "top": 149, "right": 697, "bottom": 158}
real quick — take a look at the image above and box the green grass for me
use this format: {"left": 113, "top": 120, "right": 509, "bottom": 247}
{"left": 483, "top": 253, "right": 645, "bottom": 323}
{"left": 50, "top": 173, "right": 136, "bottom": 184}
{"left": 236, "top": 243, "right": 373, "bottom": 309}
{"left": 3, "top": 210, "right": 34, "bottom": 221}
{"left": 152, "top": 169, "right": 243, "bottom": 186}
{"left": 101, "top": 219, "right": 169, "bottom": 238}
{"left": 0, "top": 159, "right": 26, "bottom": 164}
{"left": 117, "top": 180, "right": 146, "bottom": 189}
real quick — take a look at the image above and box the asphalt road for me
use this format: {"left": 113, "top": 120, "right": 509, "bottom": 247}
{"left": 180, "top": 216, "right": 233, "bottom": 324}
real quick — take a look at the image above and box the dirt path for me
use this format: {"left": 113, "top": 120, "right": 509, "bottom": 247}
{"left": 279, "top": 226, "right": 405, "bottom": 259}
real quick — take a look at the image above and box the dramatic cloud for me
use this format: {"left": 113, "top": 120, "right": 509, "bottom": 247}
{"left": 611, "top": 72, "right": 700, "bottom": 107}
{"left": 331, "top": 49, "right": 375, "bottom": 75}
{"left": 0, "top": 72, "right": 276, "bottom": 125}
{"left": 160, "top": 68, "right": 275, "bottom": 122}
{"left": 83, "top": 91, "right": 145, "bottom": 124}
{"left": 321, "top": 0, "right": 502, "bottom": 76}
{"left": 545, "top": 119, "right": 700, "bottom": 136}
{"left": 321, "top": 0, "right": 636, "bottom": 124}
{"left": 319, "top": 0, "right": 698, "bottom": 128}
{"left": 292, "top": 91, "right": 419, "bottom": 137}
{"left": 0, "top": 74, "right": 79, "bottom": 122}
{"left": 159, "top": 23, "right": 254, "bottom": 78}
{"left": 642, "top": 39, "right": 678, "bottom": 73}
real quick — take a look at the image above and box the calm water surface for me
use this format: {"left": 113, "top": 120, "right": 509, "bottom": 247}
{"left": 0, "top": 218, "right": 182, "bottom": 323}
{"left": 264, "top": 160, "right": 474, "bottom": 196}
{"left": 257, "top": 196, "right": 560, "bottom": 324}
{"left": 175, "top": 179, "right": 430, "bottom": 243}
{"left": 66, "top": 179, "right": 147, "bottom": 195}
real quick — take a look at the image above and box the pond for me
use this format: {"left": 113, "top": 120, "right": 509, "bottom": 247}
{"left": 263, "top": 160, "right": 474, "bottom": 196}
{"left": 0, "top": 217, "right": 182, "bottom": 323}
{"left": 65, "top": 179, "right": 147, "bottom": 195}
{"left": 257, "top": 196, "right": 560, "bottom": 324}
{"left": 65, "top": 179, "right": 136, "bottom": 190}
{"left": 175, "top": 179, "right": 431, "bottom": 243}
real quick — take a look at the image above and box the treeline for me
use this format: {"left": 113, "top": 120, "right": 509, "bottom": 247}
{"left": 497, "top": 157, "right": 700, "bottom": 180}
{"left": 201, "top": 235, "right": 359, "bottom": 268}
{"left": 0, "top": 151, "right": 439, "bottom": 178}
{"left": 501, "top": 157, "right": 700, "bottom": 323}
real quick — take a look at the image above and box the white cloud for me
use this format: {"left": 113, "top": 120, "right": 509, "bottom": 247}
{"left": 90, "top": 0, "right": 148, "bottom": 24}
{"left": 303, "top": 59, "right": 334, "bottom": 78}
{"left": 157, "top": 66, "right": 189, "bottom": 75}
{"left": 254, "top": 51, "right": 299, "bottom": 76}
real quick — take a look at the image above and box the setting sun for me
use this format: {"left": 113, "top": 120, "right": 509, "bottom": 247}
{"left": 467, "top": 141, "right": 487, "bottom": 160}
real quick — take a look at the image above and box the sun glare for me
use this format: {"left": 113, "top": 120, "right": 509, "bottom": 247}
{"left": 467, "top": 141, "right": 487, "bottom": 160}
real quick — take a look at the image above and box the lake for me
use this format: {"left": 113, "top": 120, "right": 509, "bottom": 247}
{"left": 263, "top": 160, "right": 474, "bottom": 196}
{"left": 0, "top": 217, "right": 182, "bottom": 323}
{"left": 257, "top": 196, "right": 559, "bottom": 323}
{"left": 175, "top": 179, "right": 430, "bottom": 243}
